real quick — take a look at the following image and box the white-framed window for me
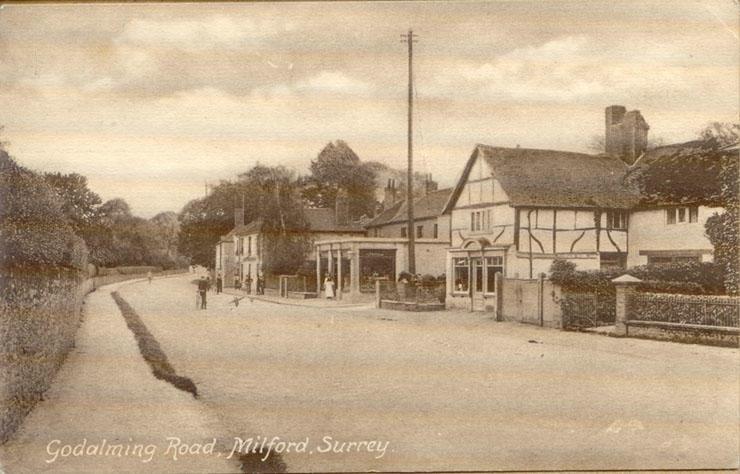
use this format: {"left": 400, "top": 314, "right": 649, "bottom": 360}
{"left": 666, "top": 206, "right": 698, "bottom": 225}
{"left": 401, "top": 226, "right": 407, "bottom": 238}
{"left": 453, "top": 257, "right": 469, "bottom": 292}
{"left": 485, "top": 256, "right": 504, "bottom": 293}
{"left": 433, "top": 223, "right": 438, "bottom": 239}
{"left": 416, "top": 225, "right": 423, "bottom": 238}
{"left": 606, "top": 210, "right": 627, "bottom": 230}
{"left": 470, "top": 211, "right": 484, "bottom": 231}
{"left": 247, "top": 236, "right": 252, "bottom": 256}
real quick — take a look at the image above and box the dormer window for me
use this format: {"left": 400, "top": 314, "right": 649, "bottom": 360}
{"left": 666, "top": 206, "right": 698, "bottom": 225}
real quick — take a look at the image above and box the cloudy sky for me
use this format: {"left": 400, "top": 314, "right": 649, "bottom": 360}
{"left": 1, "top": 1, "right": 737, "bottom": 217}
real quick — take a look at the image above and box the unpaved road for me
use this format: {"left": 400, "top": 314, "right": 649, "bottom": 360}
{"left": 116, "top": 274, "right": 738, "bottom": 472}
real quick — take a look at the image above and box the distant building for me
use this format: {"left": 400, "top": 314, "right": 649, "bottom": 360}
{"left": 217, "top": 191, "right": 365, "bottom": 293}
{"left": 313, "top": 179, "right": 452, "bottom": 301}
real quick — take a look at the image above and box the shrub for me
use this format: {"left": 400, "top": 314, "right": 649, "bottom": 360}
{"left": 636, "top": 280, "right": 705, "bottom": 295}
{"left": 398, "top": 271, "right": 412, "bottom": 282}
{"left": 627, "top": 261, "right": 725, "bottom": 295}
{"left": 420, "top": 274, "right": 436, "bottom": 284}
{"left": 0, "top": 150, "right": 88, "bottom": 270}
{"left": 549, "top": 259, "right": 727, "bottom": 295}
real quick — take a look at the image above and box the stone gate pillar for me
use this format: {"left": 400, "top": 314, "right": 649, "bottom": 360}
{"left": 612, "top": 274, "right": 642, "bottom": 336}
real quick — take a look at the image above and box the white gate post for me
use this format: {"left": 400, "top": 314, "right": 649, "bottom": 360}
{"left": 612, "top": 274, "right": 641, "bottom": 336}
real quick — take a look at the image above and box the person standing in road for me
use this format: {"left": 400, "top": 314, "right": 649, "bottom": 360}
{"left": 216, "top": 273, "right": 223, "bottom": 294}
{"left": 324, "top": 274, "right": 335, "bottom": 299}
{"left": 147, "top": 270, "right": 152, "bottom": 284}
{"left": 198, "top": 276, "right": 208, "bottom": 309}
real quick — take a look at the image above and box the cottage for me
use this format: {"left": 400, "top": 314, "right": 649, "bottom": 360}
{"left": 442, "top": 144, "right": 639, "bottom": 310}
{"left": 442, "top": 105, "right": 734, "bottom": 311}
{"left": 624, "top": 141, "right": 729, "bottom": 266}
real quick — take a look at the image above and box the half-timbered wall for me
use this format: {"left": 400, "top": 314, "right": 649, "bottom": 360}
{"left": 450, "top": 154, "right": 515, "bottom": 249}
{"left": 514, "top": 207, "right": 628, "bottom": 266}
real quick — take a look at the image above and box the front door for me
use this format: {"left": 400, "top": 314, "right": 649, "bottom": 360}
{"left": 470, "top": 257, "right": 485, "bottom": 311}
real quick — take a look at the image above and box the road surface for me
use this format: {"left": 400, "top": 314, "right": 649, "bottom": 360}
{"left": 113, "top": 274, "right": 738, "bottom": 472}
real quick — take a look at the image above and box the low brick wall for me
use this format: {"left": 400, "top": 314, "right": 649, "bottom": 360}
{"left": 379, "top": 300, "right": 445, "bottom": 312}
{"left": 0, "top": 267, "right": 185, "bottom": 444}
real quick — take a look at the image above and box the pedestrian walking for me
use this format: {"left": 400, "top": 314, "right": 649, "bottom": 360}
{"left": 197, "top": 276, "right": 208, "bottom": 310}
{"left": 147, "top": 270, "right": 152, "bottom": 284}
{"left": 216, "top": 273, "right": 223, "bottom": 294}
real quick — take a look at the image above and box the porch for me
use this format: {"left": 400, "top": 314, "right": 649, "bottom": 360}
{"left": 314, "top": 237, "right": 448, "bottom": 302}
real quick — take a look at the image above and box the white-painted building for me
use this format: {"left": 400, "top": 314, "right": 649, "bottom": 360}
{"left": 442, "top": 144, "right": 637, "bottom": 310}
{"left": 441, "top": 106, "right": 734, "bottom": 311}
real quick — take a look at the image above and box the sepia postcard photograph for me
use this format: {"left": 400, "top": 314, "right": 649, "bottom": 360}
{"left": 0, "top": 1, "right": 738, "bottom": 472}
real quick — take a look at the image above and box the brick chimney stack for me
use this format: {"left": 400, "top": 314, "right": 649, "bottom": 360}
{"left": 605, "top": 105, "right": 649, "bottom": 165}
{"left": 422, "top": 173, "right": 438, "bottom": 196}
{"left": 383, "top": 179, "right": 398, "bottom": 209}
{"left": 335, "top": 188, "right": 349, "bottom": 226}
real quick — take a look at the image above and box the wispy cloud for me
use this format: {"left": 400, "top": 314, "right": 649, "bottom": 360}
{"left": 429, "top": 35, "right": 697, "bottom": 102}
{"left": 118, "top": 15, "right": 285, "bottom": 52}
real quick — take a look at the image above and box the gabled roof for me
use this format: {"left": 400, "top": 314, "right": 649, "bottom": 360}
{"left": 367, "top": 188, "right": 452, "bottom": 227}
{"left": 443, "top": 145, "right": 639, "bottom": 213}
{"left": 232, "top": 218, "right": 264, "bottom": 236}
{"left": 304, "top": 208, "right": 365, "bottom": 233}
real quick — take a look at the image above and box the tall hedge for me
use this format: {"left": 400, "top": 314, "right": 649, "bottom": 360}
{"left": 704, "top": 150, "right": 738, "bottom": 296}
{"left": 0, "top": 150, "right": 88, "bottom": 270}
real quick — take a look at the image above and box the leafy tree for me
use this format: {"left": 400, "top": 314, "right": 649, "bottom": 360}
{"left": 698, "top": 122, "right": 740, "bottom": 147}
{"left": 43, "top": 172, "right": 102, "bottom": 233}
{"left": 242, "top": 165, "right": 311, "bottom": 275}
{"left": 301, "top": 140, "right": 377, "bottom": 219}
{"left": 0, "top": 149, "right": 87, "bottom": 270}
{"left": 178, "top": 164, "right": 310, "bottom": 273}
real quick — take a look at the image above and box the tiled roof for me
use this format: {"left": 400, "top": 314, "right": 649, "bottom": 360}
{"left": 232, "top": 218, "right": 263, "bottom": 236}
{"left": 444, "top": 145, "right": 640, "bottom": 212}
{"left": 367, "top": 188, "right": 452, "bottom": 227}
{"left": 304, "top": 208, "right": 365, "bottom": 233}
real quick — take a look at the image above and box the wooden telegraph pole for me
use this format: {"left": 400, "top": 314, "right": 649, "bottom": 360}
{"left": 401, "top": 29, "right": 417, "bottom": 274}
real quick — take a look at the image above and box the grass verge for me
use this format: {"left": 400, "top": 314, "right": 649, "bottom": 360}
{"left": 111, "top": 291, "right": 198, "bottom": 398}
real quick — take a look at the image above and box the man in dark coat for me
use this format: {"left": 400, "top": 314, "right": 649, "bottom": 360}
{"left": 197, "top": 276, "right": 208, "bottom": 309}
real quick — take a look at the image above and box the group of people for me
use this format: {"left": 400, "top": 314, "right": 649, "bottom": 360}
{"left": 196, "top": 271, "right": 265, "bottom": 310}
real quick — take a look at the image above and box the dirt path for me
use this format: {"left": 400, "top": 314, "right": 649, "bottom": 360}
{"left": 120, "top": 274, "right": 739, "bottom": 472}
{"left": 0, "top": 279, "right": 237, "bottom": 473}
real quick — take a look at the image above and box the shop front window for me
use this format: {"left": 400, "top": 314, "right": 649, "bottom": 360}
{"left": 453, "top": 257, "right": 469, "bottom": 292}
{"left": 485, "top": 256, "right": 503, "bottom": 293}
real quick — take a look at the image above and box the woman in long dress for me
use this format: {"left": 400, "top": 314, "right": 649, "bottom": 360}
{"left": 324, "top": 275, "right": 335, "bottom": 299}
